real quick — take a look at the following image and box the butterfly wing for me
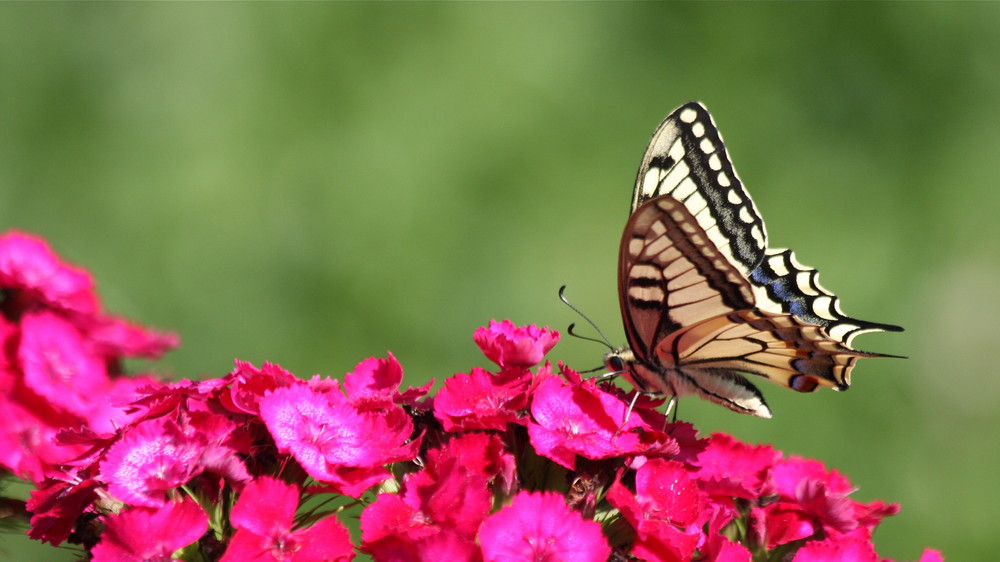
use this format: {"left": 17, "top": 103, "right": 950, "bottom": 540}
{"left": 631, "top": 101, "right": 902, "bottom": 348}
{"left": 617, "top": 196, "right": 888, "bottom": 417}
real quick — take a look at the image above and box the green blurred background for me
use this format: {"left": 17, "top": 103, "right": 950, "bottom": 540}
{"left": 2, "top": 3, "right": 996, "bottom": 560}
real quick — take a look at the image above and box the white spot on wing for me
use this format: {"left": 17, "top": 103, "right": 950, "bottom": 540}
{"left": 717, "top": 172, "right": 731, "bottom": 187}
{"left": 739, "top": 206, "right": 755, "bottom": 224}
{"left": 680, "top": 108, "right": 698, "bottom": 123}
{"left": 708, "top": 154, "right": 722, "bottom": 171}
{"left": 811, "top": 296, "right": 838, "bottom": 321}
{"left": 645, "top": 235, "right": 671, "bottom": 255}
{"left": 767, "top": 254, "right": 790, "bottom": 277}
{"left": 700, "top": 138, "right": 715, "bottom": 154}
{"left": 727, "top": 189, "right": 742, "bottom": 205}
{"left": 796, "top": 272, "right": 820, "bottom": 295}
{"left": 692, "top": 122, "right": 705, "bottom": 137}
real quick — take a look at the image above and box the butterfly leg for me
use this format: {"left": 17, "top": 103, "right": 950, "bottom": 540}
{"left": 663, "top": 395, "right": 678, "bottom": 425}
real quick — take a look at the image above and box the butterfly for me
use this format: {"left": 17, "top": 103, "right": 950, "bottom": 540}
{"left": 604, "top": 102, "right": 902, "bottom": 418}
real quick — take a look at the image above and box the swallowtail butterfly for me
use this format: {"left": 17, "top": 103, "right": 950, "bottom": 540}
{"left": 605, "top": 102, "right": 901, "bottom": 418}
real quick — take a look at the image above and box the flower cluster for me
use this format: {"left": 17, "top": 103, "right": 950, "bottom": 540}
{"left": 0, "top": 231, "right": 941, "bottom": 561}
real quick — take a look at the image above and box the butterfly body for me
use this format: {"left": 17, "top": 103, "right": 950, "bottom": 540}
{"left": 609, "top": 103, "right": 901, "bottom": 418}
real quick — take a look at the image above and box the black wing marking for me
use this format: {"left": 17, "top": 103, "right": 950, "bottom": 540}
{"left": 631, "top": 101, "right": 901, "bottom": 346}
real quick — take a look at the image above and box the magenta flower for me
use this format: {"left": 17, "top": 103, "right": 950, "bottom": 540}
{"left": 526, "top": 375, "right": 661, "bottom": 469}
{"left": 361, "top": 433, "right": 503, "bottom": 558}
{"left": 473, "top": 319, "right": 558, "bottom": 368}
{"left": 343, "top": 352, "right": 433, "bottom": 410}
{"left": 761, "top": 455, "right": 899, "bottom": 548}
{"left": 221, "top": 477, "right": 354, "bottom": 562}
{"left": 90, "top": 498, "right": 207, "bottom": 562}
{"left": 607, "top": 458, "right": 709, "bottom": 562}
{"left": 76, "top": 313, "right": 179, "bottom": 360}
{"left": 0, "top": 231, "right": 99, "bottom": 316}
{"left": 0, "top": 395, "right": 88, "bottom": 483}
{"left": 478, "top": 491, "right": 610, "bottom": 562}
{"left": 694, "top": 433, "right": 780, "bottom": 500}
{"left": 18, "top": 311, "right": 116, "bottom": 429}
{"left": 790, "top": 528, "right": 879, "bottom": 562}
{"left": 434, "top": 366, "right": 533, "bottom": 432}
{"left": 98, "top": 412, "right": 249, "bottom": 507}
{"left": 218, "top": 360, "right": 300, "bottom": 415}
{"left": 259, "top": 381, "right": 419, "bottom": 497}
{"left": 26, "top": 478, "right": 100, "bottom": 546}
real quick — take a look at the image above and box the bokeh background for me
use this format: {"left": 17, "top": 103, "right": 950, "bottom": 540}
{"left": 2, "top": 3, "right": 996, "bottom": 560}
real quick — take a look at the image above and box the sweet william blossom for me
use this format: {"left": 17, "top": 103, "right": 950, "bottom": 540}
{"left": 607, "top": 458, "right": 708, "bottom": 562}
{"left": 478, "top": 491, "right": 610, "bottom": 562}
{"left": 259, "top": 380, "right": 420, "bottom": 497}
{"left": 360, "top": 433, "right": 503, "bottom": 558}
{"left": 343, "top": 352, "right": 433, "bottom": 410}
{"left": 222, "top": 477, "right": 354, "bottom": 562}
{"left": 0, "top": 231, "right": 99, "bottom": 315}
{"left": 433, "top": 366, "right": 533, "bottom": 432}
{"left": 473, "top": 319, "right": 558, "bottom": 368}
{"left": 90, "top": 498, "right": 207, "bottom": 562}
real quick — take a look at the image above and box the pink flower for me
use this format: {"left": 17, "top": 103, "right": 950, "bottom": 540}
{"left": 98, "top": 413, "right": 249, "bottom": 507}
{"left": 18, "top": 311, "right": 111, "bottom": 421}
{"left": 474, "top": 320, "right": 558, "bottom": 368}
{"left": 221, "top": 477, "right": 354, "bottom": 562}
{"left": 478, "top": 491, "right": 610, "bottom": 562}
{"left": 0, "top": 231, "right": 99, "bottom": 316}
{"left": 219, "top": 360, "right": 299, "bottom": 415}
{"left": 76, "top": 314, "right": 178, "bottom": 360}
{"left": 361, "top": 433, "right": 500, "bottom": 557}
{"left": 694, "top": 433, "right": 779, "bottom": 500}
{"left": 343, "top": 352, "right": 433, "bottom": 410}
{"left": 917, "top": 550, "right": 946, "bottom": 562}
{"left": 0, "top": 395, "right": 87, "bottom": 483}
{"left": 259, "top": 382, "right": 419, "bottom": 497}
{"left": 26, "top": 478, "right": 99, "bottom": 546}
{"left": 425, "top": 432, "right": 516, "bottom": 495}
{"left": 761, "top": 455, "right": 900, "bottom": 548}
{"left": 527, "top": 376, "right": 656, "bottom": 470}
{"left": 791, "top": 528, "right": 878, "bottom": 562}
{"left": 434, "top": 367, "right": 532, "bottom": 432}
{"left": 606, "top": 458, "right": 708, "bottom": 562}
{"left": 90, "top": 498, "right": 208, "bottom": 562}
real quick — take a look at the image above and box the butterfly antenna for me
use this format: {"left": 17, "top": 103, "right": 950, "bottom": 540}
{"left": 559, "top": 285, "right": 615, "bottom": 349}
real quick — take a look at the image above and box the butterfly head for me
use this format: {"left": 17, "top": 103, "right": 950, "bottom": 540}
{"left": 603, "top": 346, "right": 660, "bottom": 396}
{"left": 603, "top": 347, "right": 633, "bottom": 376}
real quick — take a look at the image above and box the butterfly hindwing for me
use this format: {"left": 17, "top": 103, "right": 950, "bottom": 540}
{"left": 617, "top": 196, "right": 880, "bottom": 417}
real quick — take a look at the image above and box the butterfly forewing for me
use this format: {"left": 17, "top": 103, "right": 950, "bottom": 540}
{"left": 619, "top": 196, "right": 755, "bottom": 362}
{"left": 632, "top": 102, "right": 766, "bottom": 278}
{"left": 630, "top": 102, "right": 900, "bottom": 345}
